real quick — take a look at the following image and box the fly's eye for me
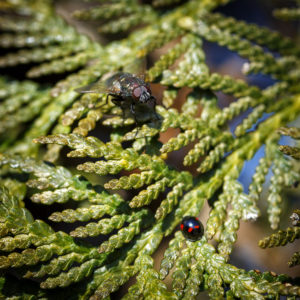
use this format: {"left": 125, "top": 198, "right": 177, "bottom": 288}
{"left": 133, "top": 87, "right": 142, "bottom": 99}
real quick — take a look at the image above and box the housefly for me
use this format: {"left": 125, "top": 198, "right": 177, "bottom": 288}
{"left": 75, "top": 72, "right": 159, "bottom": 125}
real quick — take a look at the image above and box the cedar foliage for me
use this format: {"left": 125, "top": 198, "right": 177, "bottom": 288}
{"left": 0, "top": 0, "right": 300, "bottom": 299}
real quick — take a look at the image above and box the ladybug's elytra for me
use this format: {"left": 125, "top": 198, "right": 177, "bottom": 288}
{"left": 180, "top": 216, "right": 204, "bottom": 241}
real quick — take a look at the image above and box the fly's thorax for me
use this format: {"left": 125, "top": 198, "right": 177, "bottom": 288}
{"left": 112, "top": 80, "right": 122, "bottom": 92}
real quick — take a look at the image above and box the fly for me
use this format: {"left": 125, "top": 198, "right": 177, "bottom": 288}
{"left": 75, "top": 72, "right": 159, "bottom": 125}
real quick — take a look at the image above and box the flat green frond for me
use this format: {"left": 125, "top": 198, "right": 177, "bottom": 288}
{"left": 248, "top": 136, "right": 277, "bottom": 202}
{"left": 267, "top": 145, "right": 299, "bottom": 229}
{"left": 35, "top": 133, "right": 107, "bottom": 158}
{"left": 129, "top": 177, "right": 170, "bottom": 208}
{"left": 73, "top": 3, "right": 142, "bottom": 21}
{"left": 49, "top": 203, "right": 125, "bottom": 223}
{"left": 152, "top": 0, "right": 182, "bottom": 7}
{"left": 279, "top": 145, "right": 300, "bottom": 160}
{"left": 0, "top": 187, "right": 101, "bottom": 277}
{"left": 0, "top": 82, "right": 37, "bottom": 118}
{"left": 100, "top": 11, "right": 155, "bottom": 34}
{"left": 105, "top": 170, "right": 159, "bottom": 190}
{"left": 25, "top": 251, "right": 98, "bottom": 279}
{"left": 162, "top": 64, "right": 257, "bottom": 98}
{"left": 98, "top": 212, "right": 153, "bottom": 253}
{"left": 278, "top": 283, "right": 300, "bottom": 297}
{"left": 172, "top": 246, "right": 193, "bottom": 297}
{"left": 288, "top": 250, "right": 300, "bottom": 267}
{"left": 92, "top": 265, "right": 137, "bottom": 299}
{"left": 0, "top": 78, "right": 36, "bottom": 98}
{"left": 162, "top": 88, "right": 178, "bottom": 108}
{"left": 217, "top": 181, "right": 260, "bottom": 259}
{"left": 234, "top": 104, "right": 265, "bottom": 137}
{"left": 125, "top": 255, "right": 177, "bottom": 300}
{"left": 40, "top": 259, "right": 100, "bottom": 289}
{"left": 278, "top": 126, "right": 300, "bottom": 139}
{"left": 159, "top": 231, "right": 185, "bottom": 279}
{"left": 155, "top": 180, "right": 191, "bottom": 220}
{"left": 0, "top": 30, "right": 75, "bottom": 49}
{"left": 0, "top": 37, "right": 89, "bottom": 68}
{"left": 0, "top": 92, "right": 52, "bottom": 140}
{"left": 259, "top": 226, "right": 300, "bottom": 248}
{"left": 147, "top": 34, "right": 192, "bottom": 82}
{"left": 182, "top": 250, "right": 205, "bottom": 299}
{"left": 273, "top": 8, "right": 300, "bottom": 20}
{"left": 74, "top": 2, "right": 157, "bottom": 35}
{"left": 203, "top": 13, "right": 300, "bottom": 55}
{"left": 205, "top": 193, "right": 229, "bottom": 241}
{"left": 0, "top": 154, "right": 74, "bottom": 189}
{"left": 71, "top": 210, "right": 149, "bottom": 238}
{"left": 27, "top": 46, "right": 100, "bottom": 78}
{"left": 197, "top": 142, "right": 230, "bottom": 173}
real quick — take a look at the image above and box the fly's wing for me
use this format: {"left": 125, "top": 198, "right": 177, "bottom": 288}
{"left": 136, "top": 74, "right": 146, "bottom": 81}
{"left": 123, "top": 58, "right": 147, "bottom": 80}
{"left": 75, "top": 80, "right": 109, "bottom": 94}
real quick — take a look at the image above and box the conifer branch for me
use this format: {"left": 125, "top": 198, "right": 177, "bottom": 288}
{"left": 1, "top": 0, "right": 300, "bottom": 298}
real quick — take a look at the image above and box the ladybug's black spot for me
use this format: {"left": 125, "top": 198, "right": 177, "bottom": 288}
{"left": 180, "top": 216, "right": 204, "bottom": 241}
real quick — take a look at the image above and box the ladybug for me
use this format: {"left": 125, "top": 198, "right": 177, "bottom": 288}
{"left": 180, "top": 216, "right": 204, "bottom": 241}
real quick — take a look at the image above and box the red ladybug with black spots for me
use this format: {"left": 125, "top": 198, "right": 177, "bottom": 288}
{"left": 180, "top": 216, "right": 204, "bottom": 241}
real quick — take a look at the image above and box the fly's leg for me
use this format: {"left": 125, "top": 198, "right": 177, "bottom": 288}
{"left": 149, "top": 96, "right": 160, "bottom": 121}
{"left": 98, "top": 94, "right": 109, "bottom": 108}
{"left": 121, "top": 107, "right": 126, "bottom": 126}
{"left": 130, "top": 103, "right": 138, "bottom": 125}
{"left": 104, "top": 94, "right": 109, "bottom": 106}
{"left": 154, "top": 102, "right": 160, "bottom": 120}
{"left": 111, "top": 98, "right": 123, "bottom": 108}
{"left": 101, "top": 94, "right": 123, "bottom": 108}
{"left": 130, "top": 102, "right": 135, "bottom": 118}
